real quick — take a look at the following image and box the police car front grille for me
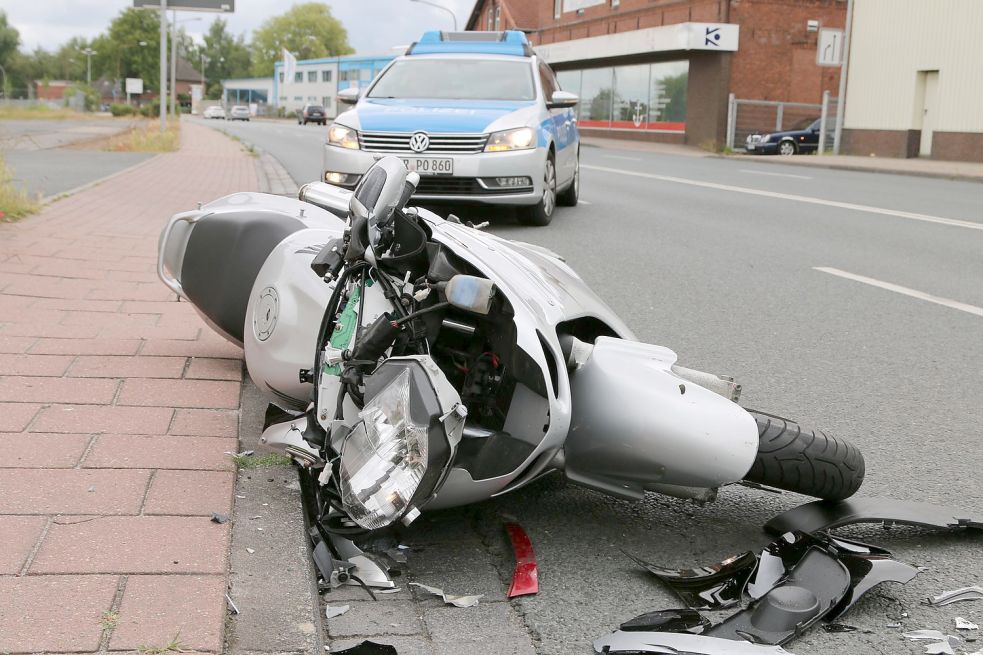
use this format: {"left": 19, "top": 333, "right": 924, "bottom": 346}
{"left": 414, "top": 177, "right": 529, "bottom": 196}
{"left": 359, "top": 131, "right": 488, "bottom": 154}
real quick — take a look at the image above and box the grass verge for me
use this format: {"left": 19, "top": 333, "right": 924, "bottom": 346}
{"left": 0, "top": 105, "right": 87, "bottom": 120}
{"left": 233, "top": 452, "right": 293, "bottom": 468}
{"left": 107, "top": 119, "right": 181, "bottom": 153}
{"left": 0, "top": 154, "right": 40, "bottom": 222}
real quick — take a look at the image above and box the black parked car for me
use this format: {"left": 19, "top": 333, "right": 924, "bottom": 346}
{"left": 746, "top": 117, "right": 821, "bottom": 155}
{"left": 298, "top": 104, "right": 326, "bottom": 126}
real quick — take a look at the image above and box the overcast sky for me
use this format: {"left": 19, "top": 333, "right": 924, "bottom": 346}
{"left": 0, "top": 0, "right": 475, "bottom": 55}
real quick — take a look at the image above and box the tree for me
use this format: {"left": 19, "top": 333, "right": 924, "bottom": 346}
{"left": 194, "top": 17, "right": 251, "bottom": 99}
{"left": 101, "top": 8, "right": 163, "bottom": 89}
{"left": 0, "top": 10, "right": 19, "bottom": 96}
{"left": 250, "top": 3, "right": 352, "bottom": 77}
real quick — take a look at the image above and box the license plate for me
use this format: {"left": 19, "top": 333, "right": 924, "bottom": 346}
{"left": 401, "top": 158, "right": 453, "bottom": 176}
{"left": 747, "top": 143, "right": 756, "bottom": 150}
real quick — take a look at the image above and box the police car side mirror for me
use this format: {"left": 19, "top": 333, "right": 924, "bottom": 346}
{"left": 338, "top": 87, "right": 361, "bottom": 105}
{"left": 547, "top": 91, "right": 578, "bottom": 109}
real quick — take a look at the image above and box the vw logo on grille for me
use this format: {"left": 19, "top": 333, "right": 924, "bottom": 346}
{"left": 409, "top": 131, "right": 430, "bottom": 153}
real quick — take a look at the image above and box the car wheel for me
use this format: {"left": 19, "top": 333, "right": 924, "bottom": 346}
{"left": 556, "top": 151, "right": 579, "bottom": 207}
{"left": 779, "top": 140, "right": 797, "bottom": 156}
{"left": 517, "top": 153, "right": 556, "bottom": 227}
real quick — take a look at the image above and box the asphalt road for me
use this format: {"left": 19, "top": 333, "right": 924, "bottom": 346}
{"left": 200, "top": 117, "right": 983, "bottom": 655}
{"left": 1, "top": 118, "right": 151, "bottom": 198}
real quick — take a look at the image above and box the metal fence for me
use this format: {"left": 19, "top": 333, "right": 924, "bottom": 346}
{"left": 726, "top": 92, "right": 839, "bottom": 153}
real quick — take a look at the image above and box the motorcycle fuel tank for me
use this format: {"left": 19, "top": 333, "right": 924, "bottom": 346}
{"left": 563, "top": 337, "right": 759, "bottom": 499}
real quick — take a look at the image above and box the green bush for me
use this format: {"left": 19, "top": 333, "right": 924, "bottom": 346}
{"left": 110, "top": 103, "right": 136, "bottom": 117}
{"left": 138, "top": 100, "right": 161, "bottom": 117}
{"left": 64, "top": 84, "right": 100, "bottom": 112}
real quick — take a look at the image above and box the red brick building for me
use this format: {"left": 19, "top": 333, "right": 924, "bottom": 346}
{"left": 465, "top": 0, "right": 846, "bottom": 147}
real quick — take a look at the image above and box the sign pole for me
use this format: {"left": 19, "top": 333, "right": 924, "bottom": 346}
{"left": 833, "top": 0, "right": 853, "bottom": 155}
{"left": 159, "top": 0, "right": 168, "bottom": 132}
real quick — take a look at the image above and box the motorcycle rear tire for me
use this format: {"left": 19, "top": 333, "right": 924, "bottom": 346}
{"left": 743, "top": 410, "right": 865, "bottom": 501}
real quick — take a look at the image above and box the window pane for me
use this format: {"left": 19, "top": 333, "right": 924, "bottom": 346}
{"left": 294, "top": 72, "right": 302, "bottom": 83}
{"left": 612, "top": 64, "right": 649, "bottom": 129}
{"left": 369, "top": 60, "right": 535, "bottom": 101}
{"left": 278, "top": 72, "right": 284, "bottom": 82}
{"left": 322, "top": 70, "right": 332, "bottom": 82}
{"left": 579, "top": 67, "right": 613, "bottom": 127}
{"left": 649, "top": 61, "right": 688, "bottom": 131}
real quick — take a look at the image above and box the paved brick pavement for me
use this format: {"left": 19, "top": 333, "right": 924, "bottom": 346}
{"left": 0, "top": 120, "right": 256, "bottom": 654}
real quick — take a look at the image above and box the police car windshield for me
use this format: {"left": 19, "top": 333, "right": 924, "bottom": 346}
{"left": 368, "top": 59, "right": 535, "bottom": 101}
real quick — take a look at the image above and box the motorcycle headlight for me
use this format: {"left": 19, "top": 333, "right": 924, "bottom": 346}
{"left": 337, "top": 357, "right": 465, "bottom": 530}
{"left": 485, "top": 127, "right": 536, "bottom": 152}
{"left": 328, "top": 123, "right": 359, "bottom": 150}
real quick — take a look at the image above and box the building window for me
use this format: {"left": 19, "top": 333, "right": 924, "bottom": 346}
{"left": 494, "top": 5, "right": 501, "bottom": 29}
{"left": 308, "top": 95, "right": 317, "bottom": 101}
{"left": 294, "top": 95, "right": 302, "bottom": 101}
{"left": 322, "top": 70, "right": 332, "bottom": 82}
{"left": 554, "top": 0, "right": 562, "bottom": 18}
{"left": 486, "top": 6, "right": 493, "bottom": 30}
{"left": 308, "top": 71, "right": 317, "bottom": 82}
{"left": 279, "top": 96, "right": 287, "bottom": 101}
{"left": 322, "top": 96, "right": 331, "bottom": 106}
{"left": 278, "top": 72, "right": 284, "bottom": 82}
{"left": 557, "top": 61, "right": 688, "bottom": 132}
{"left": 612, "top": 0, "right": 620, "bottom": 6}
{"left": 294, "top": 72, "right": 303, "bottom": 83}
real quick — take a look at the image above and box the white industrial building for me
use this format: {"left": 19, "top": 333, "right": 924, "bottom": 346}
{"left": 842, "top": 0, "right": 983, "bottom": 162}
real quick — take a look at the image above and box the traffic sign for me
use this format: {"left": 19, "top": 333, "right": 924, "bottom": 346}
{"left": 817, "top": 28, "right": 844, "bottom": 66}
{"left": 133, "top": 0, "right": 233, "bottom": 11}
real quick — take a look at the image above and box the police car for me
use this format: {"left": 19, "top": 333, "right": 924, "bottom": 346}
{"left": 322, "top": 31, "right": 580, "bottom": 226}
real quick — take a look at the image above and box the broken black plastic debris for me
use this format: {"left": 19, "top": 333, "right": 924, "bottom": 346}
{"left": 623, "top": 549, "right": 757, "bottom": 611}
{"left": 765, "top": 497, "right": 983, "bottom": 536}
{"left": 823, "top": 623, "right": 858, "bottom": 633}
{"left": 211, "top": 512, "right": 230, "bottom": 524}
{"left": 620, "top": 608, "right": 710, "bottom": 634}
{"left": 332, "top": 640, "right": 398, "bottom": 654}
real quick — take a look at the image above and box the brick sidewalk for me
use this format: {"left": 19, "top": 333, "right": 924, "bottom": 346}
{"left": 0, "top": 121, "right": 256, "bottom": 654}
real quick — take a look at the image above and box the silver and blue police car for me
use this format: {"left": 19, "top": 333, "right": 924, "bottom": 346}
{"left": 322, "top": 31, "right": 580, "bottom": 226}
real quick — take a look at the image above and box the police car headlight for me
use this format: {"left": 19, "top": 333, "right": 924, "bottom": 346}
{"left": 485, "top": 127, "right": 536, "bottom": 152}
{"left": 328, "top": 123, "right": 359, "bottom": 150}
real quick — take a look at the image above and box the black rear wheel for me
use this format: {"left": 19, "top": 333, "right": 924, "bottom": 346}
{"left": 743, "top": 410, "right": 865, "bottom": 501}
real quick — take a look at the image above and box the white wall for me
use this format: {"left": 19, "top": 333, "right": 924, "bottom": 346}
{"left": 844, "top": 0, "right": 983, "bottom": 133}
{"left": 278, "top": 62, "right": 339, "bottom": 116}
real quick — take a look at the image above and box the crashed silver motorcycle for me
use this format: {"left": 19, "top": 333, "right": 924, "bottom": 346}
{"left": 158, "top": 156, "right": 865, "bottom": 543}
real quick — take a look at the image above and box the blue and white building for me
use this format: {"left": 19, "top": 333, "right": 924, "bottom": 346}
{"left": 273, "top": 54, "right": 395, "bottom": 116}
{"left": 219, "top": 53, "right": 395, "bottom": 117}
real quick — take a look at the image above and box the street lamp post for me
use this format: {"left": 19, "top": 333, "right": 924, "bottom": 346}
{"left": 170, "top": 13, "right": 202, "bottom": 117}
{"left": 79, "top": 48, "right": 98, "bottom": 85}
{"left": 409, "top": 0, "right": 458, "bottom": 31}
{"left": 159, "top": 0, "right": 167, "bottom": 132}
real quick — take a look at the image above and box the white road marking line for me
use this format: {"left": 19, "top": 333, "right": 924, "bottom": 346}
{"left": 601, "top": 154, "right": 641, "bottom": 161}
{"left": 581, "top": 164, "right": 983, "bottom": 231}
{"left": 738, "top": 168, "right": 812, "bottom": 180}
{"left": 578, "top": 199, "right": 592, "bottom": 205}
{"left": 814, "top": 267, "right": 983, "bottom": 318}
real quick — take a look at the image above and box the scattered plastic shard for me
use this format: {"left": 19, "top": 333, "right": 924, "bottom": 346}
{"left": 927, "top": 586, "right": 983, "bottom": 606}
{"left": 409, "top": 582, "right": 483, "bottom": 608}
{"left": 706, "top": 547, "right": 852, "bottom": 645}
{"left": 325, "top": 604, "right": 350, "bottom": 619}
{"left": 327, "top": 533, "right": 396, "bottom": 589}
{"left": 331, "top": 641, "right": 398, "bottom": 655}
{"left": 245, "top": 548, "right": 255, "bottom": 554}
{"left": 505, "top": 523, "right": 539, "bottom": 598}
{"left": 620, "top": 608, "right": 710, "bottom": 634}
{"left": 904, "top": 630, "right": 949, "bottom": 641}
{"left": 225, "top": 594, "right": 239, "bottom": 615}
{"left": 376, "top": 587, "right": 401, "bottom": 595}
{"left": 957, "top": 617, "right": 979, "bottom": 630}
{"left": 592, "top": 631, "right": 797, "bottom": 655}
{"left": 823, "top": 623, "right": 858, "bottom": 633}
{"left": 923, "top": 640, "right": 955, "bottom": 655}
{"left": 624, "top": 549, "right": 757, "bottom": 610}
{"left": 827, "top": 550, "right": 919, "bottom": 619}
{"left": 765, "top": 497, "right": 983, "bottom": 536}
{"left": 211, "top": 512, "right": 230, "bottom": 524}
{"left": 887, "top": 623, "right": 902, "bottom": 629}
{"left": 225, "top": 449, "right": 255, "bottom": 457}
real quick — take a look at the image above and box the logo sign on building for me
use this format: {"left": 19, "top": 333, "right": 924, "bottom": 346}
{"left": 133, "top": 0, "right": 234, "bottom": 11}
{"left": 562, "top": 0, "right": 604, "bottom": 12}
{"left": 125, "top": 78, "right": 144, "bottom": 95}
{"left": 817, "top": 28, "right": 844, "bottom": 66}
{"left": 685, "top": 23, "right": 739, "bottom": 51}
